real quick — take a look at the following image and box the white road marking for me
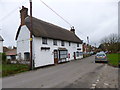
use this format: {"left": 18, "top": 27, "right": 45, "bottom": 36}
{"left": 104, "top": 83, "right": 109, "bottom": 86}
{"left": 91, "top": 75, "right": 101, "bottom": 89}
{"left": 92, "top": 84, "right": 96, "bottom": 87}
{"left": 97, "top": 79, "right": 99, "bottom": 82}
{"left": 90, "top": 83, "right": 96, "bottom": 89}
{"left": 91, "top": 86, "right": 95, "bottom": 89}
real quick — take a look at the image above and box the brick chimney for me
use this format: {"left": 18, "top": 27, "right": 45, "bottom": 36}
{"left": 70, "top": 26, "right": 75, "bottom": 34}
{"left": 20, "top": 6, "right": 28, "bottom": 25}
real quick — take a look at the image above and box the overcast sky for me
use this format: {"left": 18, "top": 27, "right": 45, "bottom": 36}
{"left": 0, "top": 0, "right": 119, "bottom": 47}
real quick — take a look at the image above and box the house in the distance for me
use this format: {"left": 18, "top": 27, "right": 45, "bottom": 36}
{"left": 0, "top": 36, "right": 4, "bottom": 53}
{"left": 5, "top": 49, "right": 17, "bottom": 61}
{"left": 15, "top": 6, "right": 83, "bottom": 68}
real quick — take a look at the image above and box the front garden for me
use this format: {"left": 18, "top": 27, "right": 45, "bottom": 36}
{"left": 0, "top": 53, "right": 29, "bottom": 77}
{"left": 2, "top": 64, "right": 29, "bottom": 77}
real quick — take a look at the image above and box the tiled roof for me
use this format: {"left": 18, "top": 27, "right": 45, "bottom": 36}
{"left": 5, "top": 49, "right": 17, "bottom": 56}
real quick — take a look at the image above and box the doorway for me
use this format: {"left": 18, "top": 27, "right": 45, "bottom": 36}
{"left": 54, "top": 50, "right": 58, "bottom": 64}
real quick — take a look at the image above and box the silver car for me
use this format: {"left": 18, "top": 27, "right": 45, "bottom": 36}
{"left": 95, "top": 52, "right": 108, "bottom": 63}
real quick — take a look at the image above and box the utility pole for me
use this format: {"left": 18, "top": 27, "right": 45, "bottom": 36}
{"left": 94, "top": 43, "right": 96, "bottom": 48}
{"left": 29, "top": 0, "right": 33, "bottom": 70}
{"left": 87, "top": 36, "right": 90, "bottom": 53}
{"left": 87, "top": 36, "right": 89, "bottom": 45}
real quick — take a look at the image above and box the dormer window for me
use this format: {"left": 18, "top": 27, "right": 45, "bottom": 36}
{"left": 77, "top": 43, "right": 79, "bottom": 47}
{"left": 61, "top": 41, "right": 65, "bottom": 46}
{"left": 42, "top": 37, "right": 47, "bottom": 44}
{"left": 69, "top": 42, "right": 71, "bottom": 46}
{"left": 53, "top": 39, "right": 57, "bottom": 45}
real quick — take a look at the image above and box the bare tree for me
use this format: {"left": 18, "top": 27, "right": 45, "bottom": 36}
{"left": 99, "top": 33, "right": 119, "bottom": 53}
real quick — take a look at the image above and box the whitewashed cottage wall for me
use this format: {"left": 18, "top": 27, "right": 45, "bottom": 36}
{"left": 33, "top": 37, "right": 83, "bottom": 67}
{"left": 0, "top": 41, "right": 3, "bottom": 53}
{"left": 17, "top": 25, "right": 30, "bottom": 60}
{"left": 17, "top": 25, "right": 83, "bottom": 67}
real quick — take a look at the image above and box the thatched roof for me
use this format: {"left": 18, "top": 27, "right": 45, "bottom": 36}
{"left": 16, "top": 16, "right": 82, "bottom": 43}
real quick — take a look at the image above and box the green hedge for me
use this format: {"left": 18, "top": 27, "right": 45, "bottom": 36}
{"left": 0, "top": 53, "right": 6, "bottom": 64}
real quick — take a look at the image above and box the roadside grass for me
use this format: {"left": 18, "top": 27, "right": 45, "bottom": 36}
{"left": 2, "top": 64, "right": 29, "bottom": 77}
{"left": 107, "top": 53, "right": 119, "bottom": 67}
{"left": 0, "top": 64, "right": 2, "bottom": 77}
{"left": 0, "top": 64, "right": 2, "bottom": 71}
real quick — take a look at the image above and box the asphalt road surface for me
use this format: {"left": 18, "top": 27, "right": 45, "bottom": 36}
{"left": 2, "top": 55, "right": 119, "bottom": 88}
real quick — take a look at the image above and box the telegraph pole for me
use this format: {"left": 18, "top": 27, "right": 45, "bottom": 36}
{"left": 29, "top": 0, "right": 33, "bottom": 70}
{"left": 87, "top": 36, "right": 90, "bottom": 53}
{"left": 94, "top": 43, "right": 96, "bottom": 48}
{"left": 87, "top": 36, "right": 89, "bottom": 45}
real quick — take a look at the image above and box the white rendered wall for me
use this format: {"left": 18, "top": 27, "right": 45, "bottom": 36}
{"left": 16, "top": 25, "right": 83, "bottom": 67}
{"left": 0, "top": 41, "right": 3, "bottom": 53}
{"left": 6, "top": 56, "right": 11, "bottom": 60}
{"left": 17, "top": 25, "right": 30, "bottom": 60}
{"left": 33, "top": 37, "right": 54, "bottom": 67}
{"left": 33, "top": 37, "right": 83, "bottom": 67}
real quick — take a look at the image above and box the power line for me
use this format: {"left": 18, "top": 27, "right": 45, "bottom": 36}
{"left": 0, "top": 7, "right": 18, "bottom": 22}
{"left": 0, "top": 1, "right": 27, "bottom": 22}
{"left": 75, "top": 27, "right": 88, "bottom": 37}
{"left": 39, "top": 0, "right": 94, "bottom": 45}
{"left": 77, "top": 30, "right": 87, "bottom": 37}
{"left": 39, "top": 0, "right": 72, "bottom": 27}
{"left": 39, "top": 0, "right": 88, "bottom": 38}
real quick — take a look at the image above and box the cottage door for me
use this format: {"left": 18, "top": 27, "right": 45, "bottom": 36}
{"left": 74, "top": 52, "right": 76, "bottom": 60}
{"left": 54, "top": 50, "right": 58, "bottom": 64}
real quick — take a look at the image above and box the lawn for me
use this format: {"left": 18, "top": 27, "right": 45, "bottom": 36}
{"left": 2, "top": 64, "right": 29, "bottom": 77}
{"left": 107, "top": 53, "right": 120, "bottom": 67}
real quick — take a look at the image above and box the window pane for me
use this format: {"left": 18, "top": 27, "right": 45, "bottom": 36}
{"left": 42, "top": 38, "right": 47, "bottom": 44}
{"left": 59, "top": 50, "right": 68, "bottom": 59}
{"left": 61, "top": 41, "right": 64, "bottom": 46}
{"left": 24, "top": 52, "right": 30, "bottom": 60}
{"left": 76, "top": 51, "right": 79, "bottom": 57}
{"left": 77, "top": 43, "right": 79, "bottom": 47}
{"left": 53, "top": 40, "right": 57, "bottom": 45}
{"left": 69, "top": 42, "right": 71, "bottom": 46}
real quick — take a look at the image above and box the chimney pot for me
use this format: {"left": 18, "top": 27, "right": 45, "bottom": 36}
{"left": 70, "top": 26, "right": 75, "bottom": 33}
{"left": 20, "top": 6, "right": 28, "bottom": 25}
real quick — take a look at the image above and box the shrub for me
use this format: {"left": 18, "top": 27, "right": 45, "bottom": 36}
{"left": 0, "top": 53, "right": 7, "bottom": 64}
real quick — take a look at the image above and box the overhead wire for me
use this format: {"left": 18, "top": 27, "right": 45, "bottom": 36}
{"left": 1, "top": 1, "right": 94, "bottom": 45}
{"left": 39, "top": 0, "right": 93, "bottom": 44}
{"left": 39, "top": 0, "right": 72, "bottom": 27}
{"left": 77, "top": 30, "right": 88, "bottom": 37}
{"left": 0, "top": 1, "right": 27, "bottom": 22}
{"left": 39, "top": 0, "right": 89, "bottom": 39}
{"left": 0, "top": 7, "right": 19, "bottom": 22}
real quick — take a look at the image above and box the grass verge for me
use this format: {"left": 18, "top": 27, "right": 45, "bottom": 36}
{"left": 2, "top": 64, "right": 29, "bottom": 77}
{"left": 107, "top": 53, "right": 120, "bottom": 67}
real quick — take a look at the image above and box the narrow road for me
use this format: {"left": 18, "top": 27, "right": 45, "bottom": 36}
{"left": 2, "top": 55, "right": 118, "bottom": 88}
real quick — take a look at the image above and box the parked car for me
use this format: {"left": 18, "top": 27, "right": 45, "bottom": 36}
{"left": 95, "top": 52, "right": 108, "bottom": 63}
